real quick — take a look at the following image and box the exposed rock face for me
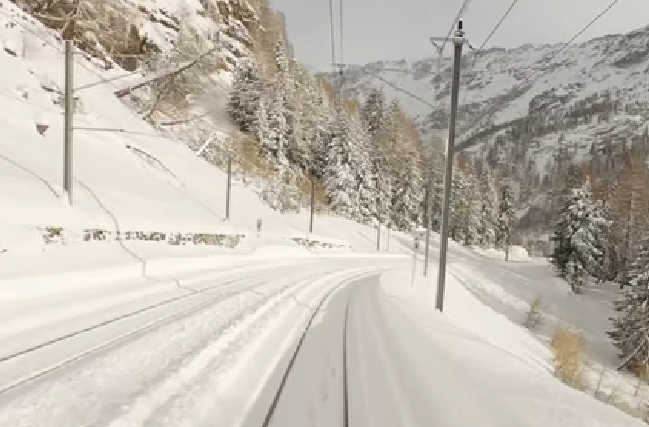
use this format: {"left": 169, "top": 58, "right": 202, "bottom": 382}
{"left": 12, "top": 0, "right": 260, "bottom": 71}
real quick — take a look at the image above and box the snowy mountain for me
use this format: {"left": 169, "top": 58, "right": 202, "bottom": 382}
{"left": 336, "top": 24, "right": 649, "bottom": 146}
{"left": 333, "top": 24, "right": 649, "bottom": 238}
{"left": 14, "top": 0, "right": 256, "bottom": 72}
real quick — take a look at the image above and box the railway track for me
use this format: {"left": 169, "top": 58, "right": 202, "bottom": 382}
{"left": 260, "top": 271, "right": 371, "bottom": 427}
{"left": 0, "top": 268, "right": 315, "bottom": 396}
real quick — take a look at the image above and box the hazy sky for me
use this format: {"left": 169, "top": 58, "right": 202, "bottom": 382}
{"left": 269, "top": 0, "right": 649, "bottom": 71}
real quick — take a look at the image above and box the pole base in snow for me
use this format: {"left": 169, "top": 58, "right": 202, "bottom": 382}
{"left": 60, "top": 191, "right": 72, "bottom": 207}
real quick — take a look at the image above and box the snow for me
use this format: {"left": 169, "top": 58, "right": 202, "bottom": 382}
{"left": 472, "top": 244, "right": 531, "bottom": 261}
{"left": 0, "top": 2, "right": 413, "bottom": 256}
{"left": 0, "top": 225, "right": 644, "bottom": 425}
{"left": 0, "top": 2, "right": 645, "bottom": 425}
{"left": 0, "top": 261, "right": 387, "bottom": 427}
{"left": 381, "top": 258, "right": 646, "bottom": 426}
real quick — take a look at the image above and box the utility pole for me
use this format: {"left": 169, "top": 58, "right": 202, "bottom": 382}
{"left": 376, "top": 174, "right": 381, "bottom": 251}
{"left": 309, "top": 170, "right": 315, "bottom": 233}
{"left": 63, "top": 39, "right": 74, "bottom": 206}
{"left": 434, "top": 20, "right": 467, "bottom": 312}
{"left": 386, "top": 222, "right": 391, "bottom": 251}
{"left": 225, "top": 154, "right": 232, "bottom": 221}
{"left": 423, "top": 28, "right": 448, "bottom": 277}
{"left": 423, "top": 168, "right": 433, "bottom": 276}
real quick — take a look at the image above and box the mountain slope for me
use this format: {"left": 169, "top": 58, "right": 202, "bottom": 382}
{"left": 335, "top": 23, "right": 649, "bottom": 243}
{"left": 338, "top": 24, "right": 649, "bottom": 143}
{"left": 0, "top": 0, "right": 413, "bottom": 255}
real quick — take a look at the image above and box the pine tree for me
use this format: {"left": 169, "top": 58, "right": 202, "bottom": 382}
{"left": 424, "top": 144, "right": 445, "bottom": 232}
{"left": 609, "top": 235, "right": 649, "bottom": 371}
{"left": 361, "top": 89, "right": 392, "bottom": 228}
{"left": 450, "top": 170, "right": 469, "bottom": 243}
{"left": 289, "top": 64, "right": 318, "bottom": 175}
{"left": 562, "top": 164, "right": 585, "bottom": 195}
{"left": 478, "top": 168, "right": 498, "bottom": 247}
{"left": 386, "top": 103, "right": 423, "bottom": 230}
{"left": 550, "top": 179, "right": 608, "bottom": 293}
{"left": 323, "top": 109, "right": 357, "bottom": 217}
{"left": 257, "top": 87, "right": 290, "bottom": 171}
{"left": 496, "top": 183, "right": 515, "bottom": 259}
{"left": 606, "top": 152, "right": 649, "bottom": 288}
{"left": 464, "top": 172, "right": 483, "bottom": 246}
{"left": 309, "top": 78, "right": 335, "bottom": 179}
{"left": 346, "top": 111, "right": 376, "bottom": 221}
{"left": 227, "top": 58, "right": 262, "bottom": 133}
{"left": 361, "top": 89, "right": 386, "bottom": 137}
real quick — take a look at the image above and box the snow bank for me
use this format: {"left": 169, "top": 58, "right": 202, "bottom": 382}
{"left": 471, "top": 245, "right": 531, "bottom": 261}
{"left": 380, "top": 268, "right": 646, "bottom": 426}
{"left": 381, "top": 268, "right": 552, "bottom": 374}
{"left": 509, "top": 245, "right": 531, "bottom": 261}
{"left": 0, "top": 240, "right": 316, "bottom": 296}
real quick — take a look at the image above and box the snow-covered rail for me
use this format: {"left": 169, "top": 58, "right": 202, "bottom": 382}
{"left": 0, "top": 273, "right": 303, "bottom": 396}
{"left": 261, "top": 275, "right": 357, "bottom": 427}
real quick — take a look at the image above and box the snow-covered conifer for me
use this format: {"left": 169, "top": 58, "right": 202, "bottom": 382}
{"left": 550, "top": 179, "right": 608, "bottom": 292}
{"left": 227, "top": 58, "right": 262, "bottom": 133}
{"left": 610, "top": 235, "right": 649, "bottom": 370}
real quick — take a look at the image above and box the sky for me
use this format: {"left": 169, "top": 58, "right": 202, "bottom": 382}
{"left": 269, "top": 0, "right": 649, "bottom": 71}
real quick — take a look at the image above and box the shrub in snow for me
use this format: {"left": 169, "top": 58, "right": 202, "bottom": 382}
{"left": 551, "top": 325, "right": 586, "bottom": 390}
{"left": 523, "top": 295, "right": 545, "bottom": 330}
{"left": 35, "top": 114, "right": 50, "bottom": 135}
{"left": 3, "top": 39, "right": 18, "bottom": 57}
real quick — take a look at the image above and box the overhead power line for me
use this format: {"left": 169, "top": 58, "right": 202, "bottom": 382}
{"left": 328, "top": 0, "right": 336, "bottom": 75}
{"left": 457, "top": 0, "right": 624, "bottom": 150}
{"left": 0, "top": 7, "right": 131, "bottom": 94}
{"left": 460, "top": 0, "right": 523, "bottom": 107}
{"left": 478, "top": 0, "right": 521, "bottom": 51}
{"left": 372, "top": 75, "right": 434, "bottom": 109}
{"left": 439, "top": 0, "right": 473, "bottom": 56}
{"left": 339, "top": 0, "right": 344, "bottom": 68}
{"left": 523, "top": 0, "right": 621, "bottom": 87}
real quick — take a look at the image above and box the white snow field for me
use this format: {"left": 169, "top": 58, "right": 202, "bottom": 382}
{"left": 0, "top": 238, "right": 645, "bottom": 426}
{"left": 0, "top": 2, "right": 645, "bottom": 426}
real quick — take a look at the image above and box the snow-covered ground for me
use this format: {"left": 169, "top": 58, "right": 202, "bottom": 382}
{"left": 0, "top": 232, "right": 645, "bottom": 426}
{"left": 0, "top": 2, "right": 645, "bottom": 425}
{"left": 398, "top": 248, "right": 649, "bottom": 421}
{"left": 0, "top": 1, "right": 413, "bottom": 256}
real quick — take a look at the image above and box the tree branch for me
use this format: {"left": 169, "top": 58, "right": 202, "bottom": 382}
{"left": 115, "top": 47, "right": 217, "bottom": 98}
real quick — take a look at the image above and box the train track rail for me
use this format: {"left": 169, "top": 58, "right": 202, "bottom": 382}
{"left": 0, "top": 271, "right": 298, "bottom": 396}
{"left": 260, "top": 271, "right": 373, "bottom": 427}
